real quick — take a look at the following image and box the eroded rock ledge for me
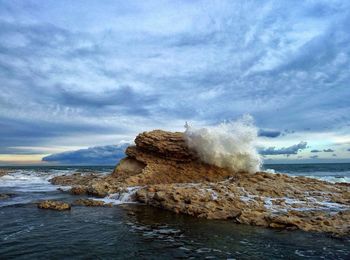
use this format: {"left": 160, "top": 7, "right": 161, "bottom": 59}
{"left": 136, "top": 173, "right": 350, "bottom": 236}
{"left": 112, "top": 130, "right": 234, "bottom": 185}
{"left": 50, "top": 130, "right": 350, "bottom": 236}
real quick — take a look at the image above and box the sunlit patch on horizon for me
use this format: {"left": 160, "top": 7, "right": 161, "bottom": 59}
{"left": 0, "top": 154, "right": 48, "bottom": 165}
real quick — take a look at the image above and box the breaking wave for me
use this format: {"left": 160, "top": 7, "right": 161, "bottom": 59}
{"left": 94, "top": 187, "right": 141, "bottom": 205}
{"left": 184, "top": 115, "right": 261, "bottom": 173}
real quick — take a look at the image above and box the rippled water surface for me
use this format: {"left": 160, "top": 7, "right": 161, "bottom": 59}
{"left": 263, "top": 163, "right": 350, "bottom": 183}
{"left": 0, "top": 165, "right": 349, "bottom": 259}
{"left": 1, "top": 204, "right": 349, "bottom": 259}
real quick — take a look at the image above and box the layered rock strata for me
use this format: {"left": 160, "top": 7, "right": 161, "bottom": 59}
{"left": 112, "top": 130, "right": 235, "bottom": 185}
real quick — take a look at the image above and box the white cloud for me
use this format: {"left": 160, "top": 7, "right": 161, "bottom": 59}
{"left": 0, "top": 0, "right": 349, "bottom": 163}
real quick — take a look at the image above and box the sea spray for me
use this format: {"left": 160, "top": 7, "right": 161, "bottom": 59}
{"left": 184, "top": 115, "right": 261, "bottom": 173}
{"left": 93, "top": 186, "right": 141, "bottom": 205}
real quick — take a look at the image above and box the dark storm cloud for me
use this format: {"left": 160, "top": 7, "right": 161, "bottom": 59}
{"left": 310, "top": 155, "right": 319, "bottom": 159}
{"left": 311, "top": 149, "right": 321, "bottom": 153}
{"left": 323, "top": 149, "right": 335, "bottom": 152}
{"left": 258, "top": 129, "right": 281, "bottom": 138}
{"left": 57, "top": 86, "right": 158, "bottom": 115}
{"left": 260, "top": 142, "right": 308, "bottom": 155}
{"left": 0, "top": 116, "right": 126, "bottom": 153}
{"left": 42, "top": 143, "right": 129, "bottom": 165}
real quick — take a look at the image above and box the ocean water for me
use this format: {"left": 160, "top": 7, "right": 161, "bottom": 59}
{"left": 0, "top": 164, "right": 349, "bottom": 259}
{"left": 263, "top": 163, "right": 350, "bottom": 183}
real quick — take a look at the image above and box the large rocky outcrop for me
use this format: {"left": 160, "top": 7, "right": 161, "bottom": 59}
{"left": 49, "top": 130, "right": 234, "bottom": 196}
{"left": 135, "top": 173, "right": 350, "bottom": 236}
{"left": 50, "top": 130, "right": 350, "bottom": 236}
{"left": 111, "top": 130, "right": 234, "bottom": 185}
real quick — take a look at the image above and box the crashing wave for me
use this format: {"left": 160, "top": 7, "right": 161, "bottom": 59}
{"left": 184, "top": 115, "right": 261, "bottom": 173}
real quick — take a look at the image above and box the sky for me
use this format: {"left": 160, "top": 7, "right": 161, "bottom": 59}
{"left": 0, "top": 0, "right": 350, "bottom": 165}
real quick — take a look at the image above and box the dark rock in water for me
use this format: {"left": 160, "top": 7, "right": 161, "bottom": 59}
{"left": 0, "top": 193, "right": 15, "bottom": 200}
{"left": 86, "top": 186, "right": 109, "bottom": 198}
{"left": 0, "top": 169, "right": 12, "bottom": 177}
{"left": 37, "top": 200, "right": 71, "bottom": 211}
{"left": 73, "top": 199, "right": 112, "bottom": 207}
{"left": 69, "top": 186, "right": 88, "bottom": 195}
{"left": 50, "top": 173, "right": 101, "bottom": 186}
{"left": 51, "top": 173, "right": 111, "bottom": 198}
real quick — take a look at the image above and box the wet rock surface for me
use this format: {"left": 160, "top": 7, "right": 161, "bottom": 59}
{"left": 135, "top": 175, "right": 350, "bottom": 236}
{"left": 37, "top": 200, "right": 71, "bottom": 211}
{"left": 50, "top": 173, "right": 101, "bottom": 186}
{"left": 49, "top": 130, "right": 350, "bottom": 236}
{"left": 73, "top": 199, "right": 112, "bottom": 207}
{"left": 0, "top": 169, "right": 12, "bottom": 177}
{"left": 0, "top": 193, "right": 15, "bottom": 200}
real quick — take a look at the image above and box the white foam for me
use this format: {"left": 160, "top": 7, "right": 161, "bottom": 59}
{"left": 94, "top": 186, "right": 141, "bottom": 205}
{"left": 0, "top": 170, "right": 67, "bottom": 192}
{"left": 262, "top": 170, "right": 350, "bottom": 184}
{"left": 306, "top": 175, "right": 350, "bottom": 184}
{"left": 262, "top": 196, "right": 349, "bottom": 213}
{"left": 199, "top": 188, "right": 219, "bottom": 200}
{"left": 184, "top": 115, "right": 261, "bottom": 173}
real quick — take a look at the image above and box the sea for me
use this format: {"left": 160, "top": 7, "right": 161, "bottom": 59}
{"left": 0, "top": 163, "right": 349, "bottom": 259}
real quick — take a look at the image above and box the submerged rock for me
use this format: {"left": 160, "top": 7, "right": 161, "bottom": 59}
{"left": 0, "top": 169, "right": 11, "bottom": 177}
{"left": 73, "top": 199, "right": 112, "bottom": 207}
{"left": 69, "top": 186, "right": 88, "bottom": 195}
{"left": 0, "top": 194, "right": 10, "bottom": 200}
{"left": 37, "top": 200, "right": 71, "bottom": 211}
{"left": 0, "top": 193, "right": 14, "bottom": 200}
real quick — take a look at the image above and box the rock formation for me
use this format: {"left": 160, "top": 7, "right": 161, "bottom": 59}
{"left": 50, "top": 130, "right": 350, "bottom": 236}
{"left": 50, "top": 130, "right": 235, "bottom": 196}
{"left": 37, "top": 200, "right": 71, "bottom": 211}
{"left": 112, "top": 130, "right": 234, "bottom": 185}
{"left": 136, "top": 175, "right": 350, "bottom": 236}
{"left": 0, "top": 193, "right": 14, "bottom": 200}
{"left": 0, "top": 169, "right": 11, "bottom": 178}
{"left": 37, "top": 199, "right": 113, "bottom": 210}
{"left": 50, "top": 173, "right": 101, "bottom": 186}
{"left": 73, "top": 199, "right": 112, "bottom": 207}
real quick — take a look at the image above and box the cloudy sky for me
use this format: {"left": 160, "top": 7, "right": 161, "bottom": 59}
{"left": 1, "top": 0, "right": 350, "bottom": 165}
